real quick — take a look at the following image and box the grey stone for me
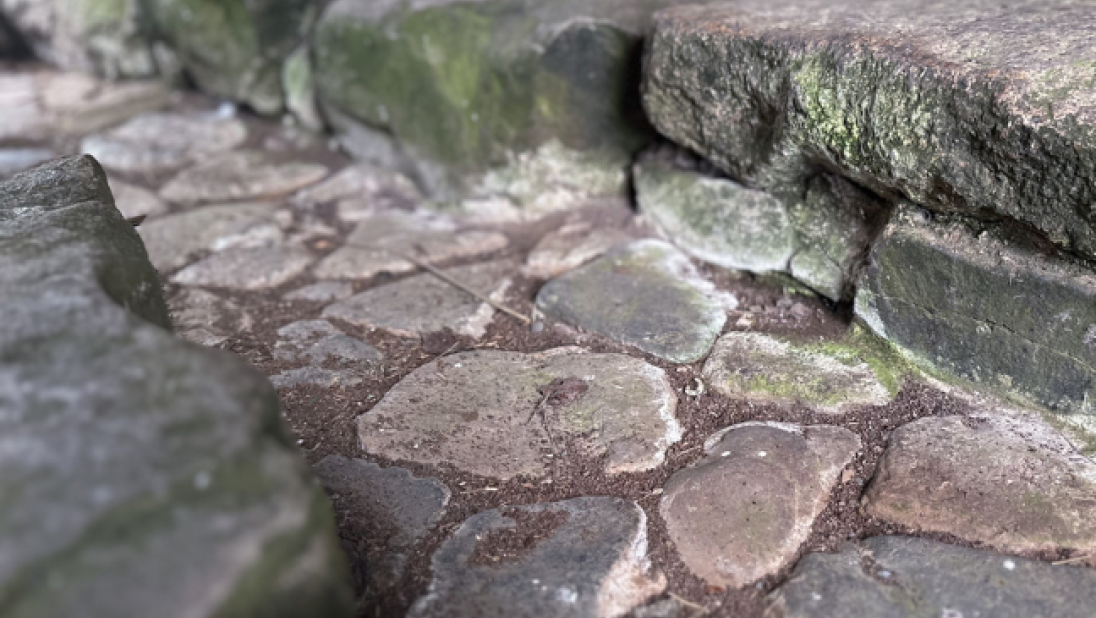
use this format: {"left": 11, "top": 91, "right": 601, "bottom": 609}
{"left": 863, "top": 412, "right": 1096, "bottom": 559}
{"left": 313, "top": 456, "right": 449, "bottom": 588}
{"left": 273, "top": 318, "right": 381, "bottom": 365}
{"left": 701, "top": 332, "right": 895, "bottom": 414}
{"left": 523, "top": 221, "right": 632, "bottom": 279}
{"left": 769, "top": 536, "right": 1096, "bottom": 618}
{"left": 137, "top": 202, "right": 282, "bottom": 271}
{"left": 107, "top": 178, "right": 169, "bottom": 219}
{"left": 324, "top": 260, "right": 513, "bottom": 339}
{"left": 643, "top": 0, "right": 1096, "bottom": 261}
{"left": 82, "top": 112, "right": 248, "bottom": 173}
{"left": 291, "top": 163, "right": 422, "bottom": 219}
{"left": 168, "top": 288, "right": 253, "bottom": 347}
{"left": 660, "top": 422, "right": 860, "bottom": 587}
{"left": 284, "top": 281, "right": 355, "bottom": 303}
{"left": 0, "top": 156, "right": 353, "bottom": 618}
{"left": 359, "top": 347, "right": 680, "bottom": 480}
{"left": 408, "top": 497, "right": 665, "bottom": 618}
{"left": 536, "top": 239, "right": 736, "bottom": 364}
{"left": 268, "top": 365, "right": 362, "bottom": 388}
{"left": 171, "top": 244, "right": 316, "bottom": 290}
{"left": 160, "top": 151, "right": 329, "bottom": 205}
{"left": 283, "top": 46, "right": 323, "bottom": 131}
{"left": 855, "top": 206, "right": 1096, "bottom": 415}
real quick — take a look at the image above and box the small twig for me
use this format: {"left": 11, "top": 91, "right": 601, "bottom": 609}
{"left": 1052, "top": 554, "right": 1091, "bottom": 566}
{"left": 669, "top": 592, "right": 708, "bottom": 616}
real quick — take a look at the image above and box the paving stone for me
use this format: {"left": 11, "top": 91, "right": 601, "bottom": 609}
{"left": 523, "top": 221, "right": 632, "bottom": 279}
{"left": 537, "top": 239, "right": 736, "bottom": 364}
{"left": 160, "top": 151, "right": 330, "bottom": 205}
{"left": 137, "top": 202, "right": 282, "bottom": 271}
{"left": 81, "top": 111, "right": 246, "bottom": 173}
{"left": 313, "top": 210, "right": 509, "bottom": 280}
{"left": 324, "top": 260, "right": 514, "bottom": 339}
{"left": 701, "top": 332, "right": 895, "bottom": 414}
{"left": 168, "top": 288, "right": 253, "bottom": 347}
{"left": 0, "top": 71, "right": 168, "bottom": 141}
{"left": 863, "top": 412, "right": 1096, "bottom": 558}
{"left": 313, "top": 456, "right": 449, "bottom": 588}
{"left": 107, "top": 178, "right": 169, "bottom": 219}
{"left": 283, "top": 281, "right": 355, "bottom": 303}
{"left": 408, "top": 497, "right": 665, "bottom": 618}
{"left": 171, "top": 244, "right": 316, "bottom": 290}
{"left": 291, "top": 163, "right": 422, "bottom": 219}
{"left": 769, "top": 535, "right": 1096, "bottom": 618}
{"left": 269, "top": 319, "right": 381, "bottom": 389}
{"left": 359, "top": 347, "right": 680, "bottom": 480}
{"left": 0, "top": 148, "right": 56, "bottom": 178}
{"left": 660, "top": 422, "right": 860, "bottom": 587}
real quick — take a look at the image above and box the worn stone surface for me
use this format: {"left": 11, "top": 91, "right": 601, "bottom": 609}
{"left": 855, "top": 206, "right": 1096, "bottom": 415}
{"left": 168, "top": 287, "right": 253, "bottom": 347}
{"left": 268, "top": 319, "right": 380, "bottom": 388}
{"left": 284, "top": 281, "right": 355, "bottom": 303}
{"left": 82, "top": 112, "right": 248, "bottom": 173}
{"left": 359, "top": 347, "right": 680, "bottom": 480}
{"left": 314, "top": 211, "right": 509, "bottom": 280}
{"left": 0, "top": 156, "right": 353, "bottom": 617}
{"left": 292, "top": 162, "right": 422, "bottom": 221}
{"left": 324, "top": 260, "right": 513, "bottom": 339}
{"left": 137, "top": 202, "right": 281, "bottom": 271}
{"left": 863, "top": 412, "right": 1096, "bottom": 559}
{"left": 160, "top": 151, "right": 329, "bottom": 204}
{"left": 172, "top": 244, "right": 316, "bottom": 290}
{"left": 537, "top": 239, "right": 735, "bottom": 364}
{"left": 660, "top": 422, "right": 859, "bottom": 587}
{"left": 643, "top": 0, "right": 1096, "bottom": 262}
{"left": 702, "top": 332, "right": 896, "bottom": 414}
{"left": 408, "top": 497, "right": 665, "bottom": 618}
{"left": 769, "top": 535, "right": 1096, "bottom": 618}
{"left": 108, "top": 178, "right": 169, "bottom": 218}
{"left": 313, "top": 456, "right": 449, "bottom": 588}
{"left": 523, "top": 221, "right": 631, "bottom": 279}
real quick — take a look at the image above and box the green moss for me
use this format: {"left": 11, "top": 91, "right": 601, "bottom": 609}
{"left": 78, "top": 0, "right": 129, "bottom": 29}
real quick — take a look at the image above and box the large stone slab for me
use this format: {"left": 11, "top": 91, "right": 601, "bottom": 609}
{"left": 769, "top": 536, "right": 1096, "bottom": 618}
{"left": 82, "top": 112, "right": 247, "bottom": 173}
{"left": 0, "top": 156, "right": 353, "bottom": 618}
{"left": 537, "top": 239, "right": 735, "bottom": 364}
{"left": 408, "top": 497, "right": 665, "bottom": 618}
{"left": 171, "top": 244, "right": 316, "bottom": 290}
{"left": 358, "top": 347, "right": 680, "bottom": 480}
{"left": 137, "top": 202, "right": 282, "bottom": 271}
{"left": 855, "top": 206, "right": 1096, "bottom": 415}
{"left": 660, "top": 422, "right": 860, "bottom": 587}
{"left": 863, "top": 412, "right": 1096, "bottom": 559}
{"left": 160, "top": 151, "right": 329, "bottom": 204}
{"left": 643, "top": 0, "right": 1096, "bottom": 261}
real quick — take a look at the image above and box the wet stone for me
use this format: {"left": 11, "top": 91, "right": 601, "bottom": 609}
{"left": 358, "top": 347, "right": 680, "bottom": 480}
{"left": 283, "top": 281, "right": 355, "bottom": 303}
{"left": 523, "top": 221, "right": 632, "bottom": 279}
{"left": 769, "top": 535, "right": 1096, "bottom": 618}
{"left": 137, "top": 203, "right": 282, "bottom": 271}
{"left": 537, "top": 239, "right": 735, "bottom": 364}
{"left": 160, "top": 151, "right": 329, "bottom": 205}
{"left": 171, "top": 244, "right": 316, "bottom": 290}
{"left": 81, "top": 112, "right": 247, "bottom": 173}
{"left": 863, "top": 412, "right": 1096, "bottom": 559}
{"left": 323, "top": 260, "right": 514, "bottom": 339}
{"left": 701, "top": 332, "right": 895, "bottom": 414}
{"left": 408, "top": 497, "right": 665, "bottom": 618}
{"left": 312, "top": 456, "right": 449, "bottom": 589}
{"left": 660, "top": 422, "right": 860, "bottom": 587}
{"left": 167, "top": 288, "right": 253, "bottom": 347}
{"left": 107, "top": 179, "right": 168, "bottom": 219}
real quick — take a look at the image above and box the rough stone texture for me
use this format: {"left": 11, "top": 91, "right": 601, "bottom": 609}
{"left": 856, "top": 206, "right": 1096, "bottom": 415}
{"left": 160, "top": 151, "right": 329, "bottom": 205}
{"left": 268, "top": 319, "right": 380, "bottom": 388}
{"left": 284, "top": 281, "right": 355, "bottom": 303}
{"left": 172, "top": 244, "right": 316, "bottom": 290}
{"left": 643, "top": 0, "right": 1096, "bottom": 261}
{"left": 314, "top": 211, "right": 509, "bottom": 280}
{"left": 168, "top": 287, "right": 253, "bottom": 347}
{"left": 107, "top": 178, "right": 168, "bottom": 218}
{"left": 863, "top": 412, "right": 1096, "bottom": 559}
{"left": 359, "top": 347, "right": 680, "bottom": 480}
{"left": 408, "top": 497, "right": 665, "bottom": 618}
{"left": 0, "top": 71, "right": 168, "bottom": 141}
{"left": 137, "top": 202, "right": 281, "bottom": 271}
{"left": 313, "top": 456, "right": 449, "bottom": 588}
{"left": 702, "top": 332, "right": 895, "bottom": 414}
{"left": 660, "top": 422, "right": 860, "bottom": 587}
{"left": 523, "top": 221, "right": 631, "bottom": 279}
{"left": 144, "top": 0, "right": 316, "bottom": 114}
{"left": 0, "top": 156, "right": 353, "bottom": 617}
{"left": 537, "top": 239, "right": 735, "bottom": 364}
{"left": 83, "top": 112, "right": 247, "bottom": 173}
{"left": 768, "top": 536, "right": 1096, "bottom": 618}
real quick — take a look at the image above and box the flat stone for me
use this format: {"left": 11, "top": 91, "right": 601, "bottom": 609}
{"left": 107, "top": 179, "right": 169, "bottom": 219}
{"left": 408, "top": 497, "right": 665, "bottom": 618}
{"left": 324, "top": 260, "right": 514, "bottom": 339}
{"left": 359, "top": 347, "right": 680, "bottom": 480}
{"left": 137, "top": 202, "right": 282, "bottom": 271}
{"left": 523, "top": 221, "right": 632, "bottom": 279}
{"left": 172, "top": 244, "right": 316, "bottom": 290}
{"left": 0, "top": 148, "right": 56, "bottom": 178}
{"left": 168, "top": 288, "right": 253, "bottom": 347}
{"left": 284, "top": 281, "right": 355, "bottom": 303}
{"left": 769, "top": 536, "right": 1096, "bottom": 618}
{"left": 313, "top": 210, "right": 509, "bottom": 280}
{"left": 269, "top": 319, "right": 381, "bottom": 387}
{"left": 81, "top": 111, "right": 247, "bottom": 173}
{"left": 701, "top": 332, "right": 895, "bottom": 414}
{"left": 536, "top": 239, "right": 735, "bottom": 364}
{"left": 643, "top": 0, "right": 1096, "bottom": 261}
{"left": 160, "top": 151, "right": 329, "bottom": 205}
{"left": 312, "top": 456, "right": 449, "bottom": 589}
{"left": 863, "top": 412, "right": 1096, "bottom": 558}
{"left": 291, "top": 163, "right": 422, "bottom": 217}
{"left": 660, "top": 422, "right": 860, "bottom": 587}
{"left": 856, "top": 206, "right": 1096, "bottom": 415}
